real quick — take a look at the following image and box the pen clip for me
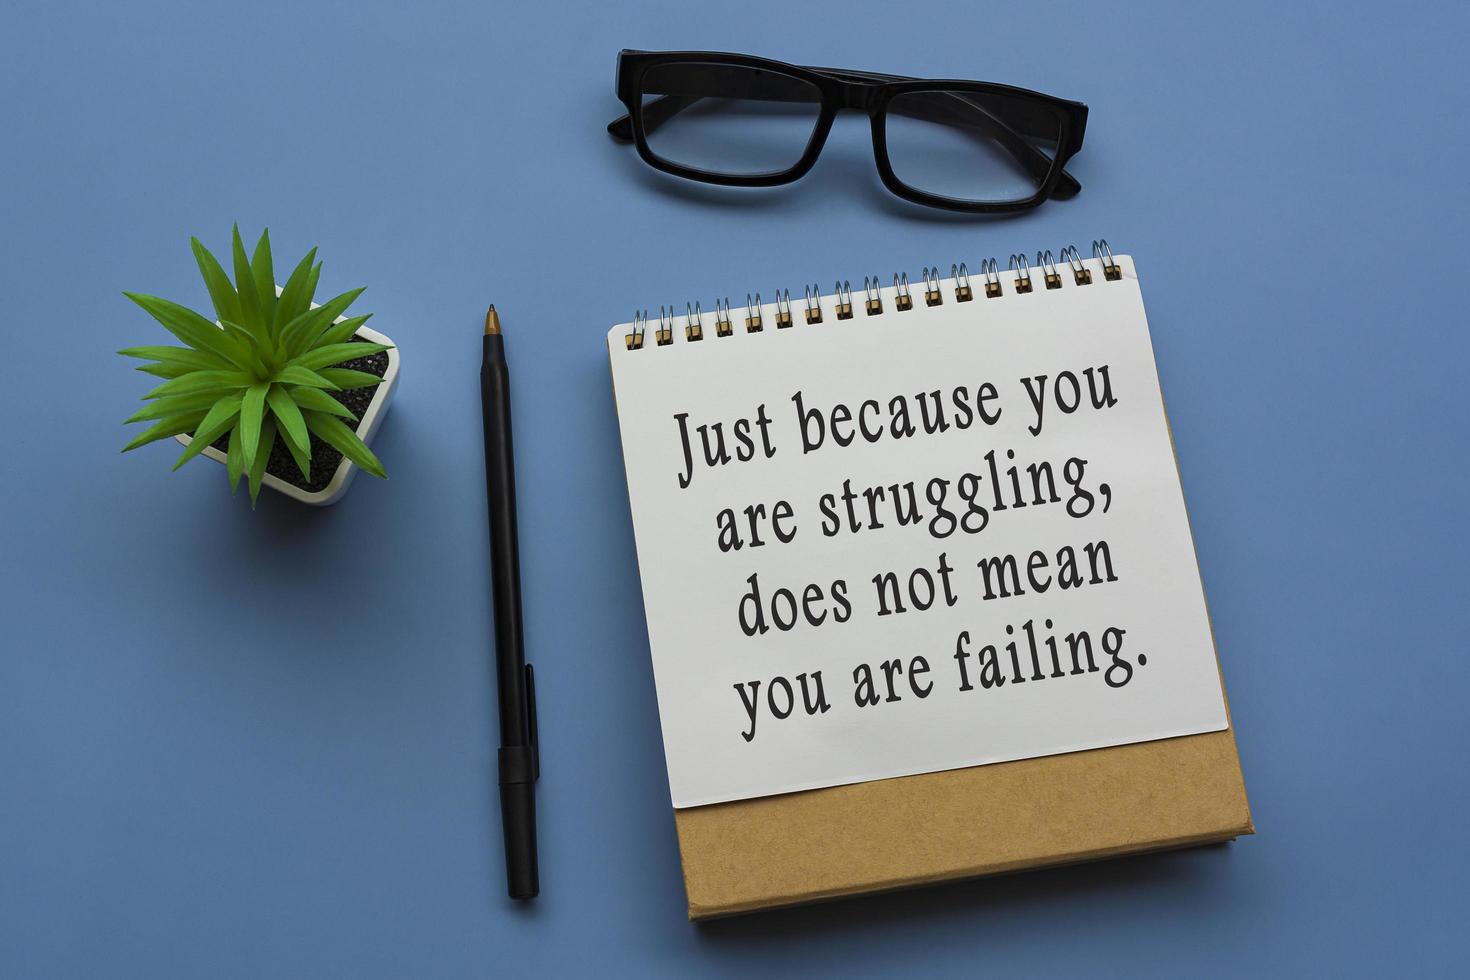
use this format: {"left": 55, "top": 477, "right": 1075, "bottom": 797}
{"left": 525, "top": 663, "right": 539, "bottom": 782}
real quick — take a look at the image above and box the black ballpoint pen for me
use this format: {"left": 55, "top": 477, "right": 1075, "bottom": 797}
{"left": 481, "top": 305, "right": 539, "bottom": 900}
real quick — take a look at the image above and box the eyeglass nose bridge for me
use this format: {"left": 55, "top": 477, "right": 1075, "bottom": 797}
{"left": 827, "top": 77, "right": 887, "bottom": 114}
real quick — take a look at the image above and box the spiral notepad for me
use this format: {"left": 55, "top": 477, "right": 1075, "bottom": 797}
{"left": 605, "top": 240, "right": 1247, "bottom": 913}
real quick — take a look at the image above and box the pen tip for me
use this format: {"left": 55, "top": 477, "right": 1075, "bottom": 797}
{"left": 485, "top": 305, "right": 501, "bottom": 335}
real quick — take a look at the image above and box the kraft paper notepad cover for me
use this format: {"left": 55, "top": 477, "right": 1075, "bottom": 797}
{"left": 608, "top": 254, "right": 1251, "bottom": 918}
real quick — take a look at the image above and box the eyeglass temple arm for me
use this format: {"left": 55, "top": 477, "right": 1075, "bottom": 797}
{"left": 607, "top": 69, "right": 1079, "bottom": 199}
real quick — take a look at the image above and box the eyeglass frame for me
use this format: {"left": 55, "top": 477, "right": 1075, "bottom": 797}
{"left": 607, "top": 49, "right": 1089, "bottom": 214}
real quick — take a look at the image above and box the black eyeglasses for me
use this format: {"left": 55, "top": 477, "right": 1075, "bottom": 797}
{"left": 608, "top": 50, "right": 1088, "bottom": 214}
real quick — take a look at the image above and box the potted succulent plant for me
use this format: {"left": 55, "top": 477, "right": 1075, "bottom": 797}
{"left": 119, "top": 228, "right": 399, "bottom": 506}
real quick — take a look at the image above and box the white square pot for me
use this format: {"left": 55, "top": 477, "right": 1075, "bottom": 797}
{"left": 174, "top": 321, "right": 400, "bottom": 506}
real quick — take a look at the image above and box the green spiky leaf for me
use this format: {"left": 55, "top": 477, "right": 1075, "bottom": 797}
{"left": 306, "top": 262, "right": 322, "bottom": 308}
{"left": 290, "top": 342, "right": 390, "bottom": 373}
{"left": 247, "top": 416, "right": 277, "bottom": 507}
{"left": 231, "top": 225, "right": 262, "bottom": 332}
{"left": 273, "top": 306, "right": 332, "bottom": 362}
{"left": 239, "top": 382, "right": 270, "bottom": 470}
{"left": 305, "top": 411, "right": 386, "bottom": 479}
{"left": 281, "top": 287, "right": 364, "bottom": 361}
{"left": 317, "top": 313, "right": 373, "bottom": 348}
{"left": 127, "top": 390, "right": 237, "bottom": 423}
{"left": 251, "top": 229, "right": 277, "bottom": 334}
{"left": 142, "top": 369, "right": 254, "bottom": 401}
{"left": 171, "top": 393, "right": 243, "bottom": 470}
{"left": 121, "top": 412, "right": 208, "bottom": 453}
{"left": 135, "top": 362, "right": 193, "bottom": 379}
{"left": 123, "top": 293, "right": 247, "bottom": 368}
{"left": 317, "top": 367, "right": 383, "bottom": 390}
{"left": 226, "top": 422, "right": 245, "bottom": 493}
{"left": 191, "top": 237, "right": 242, "bottom": 325}
{"left": 118, "top": 345, "right": 231, "bottom": 372}
{"left": 273, "top": 364, "right": 339, "bottom": 390}
{"left": 275, "top": 247, "right": 318, "bottom": 326}
{"left": 288, "top": 386, "right": 356, "bottom": 419}
{"left": 266, "top": 384, "right": 311, "bottom": 481}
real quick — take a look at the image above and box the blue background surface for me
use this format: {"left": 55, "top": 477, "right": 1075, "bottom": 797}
{"left": 3, "top": 0, "right": 1467, "bottom": 975}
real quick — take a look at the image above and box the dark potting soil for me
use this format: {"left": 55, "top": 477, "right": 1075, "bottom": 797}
{"left": 209, "top": 338, "right": 390, "bottom": 493}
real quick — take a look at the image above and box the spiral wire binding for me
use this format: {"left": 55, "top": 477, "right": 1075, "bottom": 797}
{"left": 1037, "top": 250, "right": 1062, "bottom": 290}
{"left": 980, "top": 258, "right": 1002, "bottom": 298}
{"left": 834, "top": 280, "right": 854, "bottom": 320}
{"left": 803, "top": 284, "right": 823, "bottom": 324}
{"left": 921, "top": 266, "right": 943, "bottom": 306}
{"left": 1093, "top": 239, "right": 1121, "bottom": 280}
{"left": 952, "top": 263, "right": 974, "bottom": 302}
{"left": 893, "top": 272, "right": 912, "bottom": 311}
{"left": 1008, "top": 253, "right": 1033, "bottom": 293}
{"left": 623, "top": 241, "right": 1125, "bottom": 350}
{"left": 774, "top": 289, "right": 794, "bottom": 329}
{"left": 1061, "top": 245, "right": 1091, "bottom": 285}
{"left": 685, "top": 301, "right": 703, "bottom": 342}
{"left": 862, "top": 276, "right": 884, "bottom": 315}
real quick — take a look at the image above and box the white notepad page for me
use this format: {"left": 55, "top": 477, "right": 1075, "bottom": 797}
{"left": 609, "top": 256, "right": 1229, "bottom": 808}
